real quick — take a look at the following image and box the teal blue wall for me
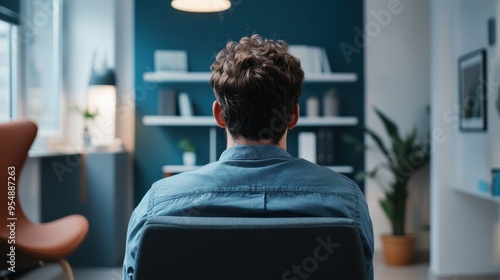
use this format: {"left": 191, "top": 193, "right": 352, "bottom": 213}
{"left": 134, "top": 0, "right": 365, "bottom": 204}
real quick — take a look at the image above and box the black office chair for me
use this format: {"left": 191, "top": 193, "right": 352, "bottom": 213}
{"left": 135, "top": 216, "right": 366, "bottom": 280}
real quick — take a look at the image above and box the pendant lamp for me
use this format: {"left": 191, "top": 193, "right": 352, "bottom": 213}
{"left": 171, "top": 0, "right": 231, "bottom": 13}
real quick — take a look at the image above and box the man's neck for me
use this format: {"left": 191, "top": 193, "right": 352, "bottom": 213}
{"left": 226, "top": 131, "right": 287, "bottom": 150}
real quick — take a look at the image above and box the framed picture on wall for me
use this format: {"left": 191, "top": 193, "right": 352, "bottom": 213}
{"left": 458, "top": 49, "right": 487, "bottom": 132}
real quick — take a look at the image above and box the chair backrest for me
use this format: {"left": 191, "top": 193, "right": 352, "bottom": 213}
{"left": 135, "top": 216, "right": 366, "bottom": 280}
{"left": 0, "top": 120, "right": 37, "bottom": 227}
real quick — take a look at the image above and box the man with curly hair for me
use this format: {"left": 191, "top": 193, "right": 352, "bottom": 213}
{"left": 124, "top": 34, "right": 373, "bottom": 279}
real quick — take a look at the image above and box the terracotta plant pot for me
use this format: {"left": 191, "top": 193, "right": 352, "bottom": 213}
{"left": 381, "top": 234, "right": 415, "bottom": 266}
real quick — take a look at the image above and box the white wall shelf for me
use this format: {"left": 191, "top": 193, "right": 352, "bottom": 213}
{"left": 304, "top": 73, "right": 358, "bottom": 82}
{"left": 454, "top": 187, "right": 500, "bottom": 204}
{"left": 143, "top": 116, "right": 358, "bottom": 127}
{"left": 297, "top": 116, "right": 358, "bottom": 126}
{"left": 144, "top": 72, "right": 211, "bottom": 83}
{"left": 144, "top": 70, "right": 360, "bottom": 179}
{"left": 143, "top": 71, "right": 358, "bottom": 83}
{"left": 143, "top": 116, "right": 216, "bottom": 126}
{"left": 163, "top": 165, "right": 353, "bottom": 175}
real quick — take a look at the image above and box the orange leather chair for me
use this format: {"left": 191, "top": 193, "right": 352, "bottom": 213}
{"left": 0, "top": 120, "right": 89, "bottom": 279}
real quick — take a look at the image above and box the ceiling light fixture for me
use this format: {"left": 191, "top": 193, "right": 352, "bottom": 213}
{"left": 171, "top": 0, "right": 231, "bottom": 13}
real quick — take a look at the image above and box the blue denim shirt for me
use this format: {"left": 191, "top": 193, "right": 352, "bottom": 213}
{"left": 124, "top": 145, "right": 374, "bottom": 279}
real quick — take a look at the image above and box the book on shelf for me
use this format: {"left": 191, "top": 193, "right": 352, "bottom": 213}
{"left": 288, "top": 45, "right": 331, "bottom": 75}
{"left": 158, "top": 89, "right": 178, "bottom": 115}
{"left": 319, "top": 48, "right": 331, "bottom": 73}
{"left": 317, "top": 130, "right": 326, "bottom": 164}
{"left": 325, "top": 129, "right": 335, "bottom": 165}
{"left": 317, "top": 128, "right": 335, "bottom": 165}
{"left": 298, "top": 132, "right": 317, "bottom": 164}
{"left": 177, "top": 92, "right": 193, "bottom": 116}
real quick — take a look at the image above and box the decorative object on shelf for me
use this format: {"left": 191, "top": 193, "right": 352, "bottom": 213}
{"left": 306, "top": 96, "right": 319, "bottom": 117}
{"left": 492, "top": 169, "right": 500, "bottom": 196}
{"left": 171, "top": 0, "right": 231, "bottom": 13}
{"left": 344, "top": 108, "right": 430, "bottom": 266}
{"left": 477, "top": 179, "right": 490, "bottom": 194}
{"left": 179, "top": 138, "right": 196, "bottom": 166}
{"left": 75, "top": 106, "right": 98, "bottom": 148}
{"left": 323, "top": 88, "right": 339, "bottom": 116}
{"left": 154, "top": 50, "right": 188, "bottom": 72}
{"left": 88, "top": 53, "right": 117, "bottom": 147}
{"left": 458, "top": 49, "right": 487, "bottom": 132}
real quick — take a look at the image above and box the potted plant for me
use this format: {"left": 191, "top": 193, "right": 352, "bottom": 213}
{"left": 345, "top": 108, "right": 430, "bottom": 265}
{"left": 75, "top": 106, "right": 99, "bottom": 147}
{"left": 179, "top": 138, "right": 196, "bottom": 166}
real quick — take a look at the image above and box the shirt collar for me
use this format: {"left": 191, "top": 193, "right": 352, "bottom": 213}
{"left": 219, "top": 145, "right": 292, "bottom": 161}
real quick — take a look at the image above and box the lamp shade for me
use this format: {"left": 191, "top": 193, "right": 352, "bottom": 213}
{"left": 171, "top": 0, "right": 231, "bottom": 13}
{"left": 89, "top": 68, "right": 116, "bottom": 86}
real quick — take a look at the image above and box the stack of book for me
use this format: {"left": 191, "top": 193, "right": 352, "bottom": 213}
{"left": 288, "top": 45, "right": 331, "bottom": 75}
{"left": 298, "top": 129, "right": 335, "bottom": 165}
{"left": 158, "top": 90, "right": 193, "bottom": 117}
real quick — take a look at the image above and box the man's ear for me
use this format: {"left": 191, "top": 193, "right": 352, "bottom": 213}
{"left": 287, "top": 103, "right": 300, "bottom": 129}
{"left": 213, "top": 101, "right": 226, "bottom": 128}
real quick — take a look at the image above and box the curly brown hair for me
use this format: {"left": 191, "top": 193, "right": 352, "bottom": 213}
{"left": 210, "top": 34, "right": 304, "bottom": 144}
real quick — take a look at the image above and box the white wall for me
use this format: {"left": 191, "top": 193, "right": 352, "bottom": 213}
{"left": 63, "top": 0, "right": 134, "bottom": 156}
{"left": 63, "top": 0, "right": 115, "bottom": 147}
{"left": 115, "top": 0, "right": 135, "bottom": 221}
{"left": 115, "top": 0, "right": 135, "bottom": 154}
{"left": 430, "top": 0, "right": 500, "bottom": 277}
{"left": 364, "top": 0, "right": 431, "bottom": 252}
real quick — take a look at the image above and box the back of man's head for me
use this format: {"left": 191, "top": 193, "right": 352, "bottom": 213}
{"left": 210, "top": 34, "right": 304, "bottom": 144}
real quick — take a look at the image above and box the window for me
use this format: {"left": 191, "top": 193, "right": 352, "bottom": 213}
{"left": 21, "top": 0, "right": 62, "bottom": 134}
{"left": 0, "top": 0, "right": 62, "bottom": 136}
{"left": 0, "top": 20, "right": 18, "bottom": 122}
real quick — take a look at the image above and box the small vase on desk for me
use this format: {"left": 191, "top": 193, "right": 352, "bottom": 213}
{"left": 83, "top": 123, "right": 92, "bottom": 148}
{"left": 183, "top": 152, "right": 196, "bottom": 166}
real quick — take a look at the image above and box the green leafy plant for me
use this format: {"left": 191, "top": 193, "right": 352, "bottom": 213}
{"left": 75, "top": 106, "right": 98, "bottom": 120}
{"left": 344, "top": 108, "right": 430, "bottom": 236}
{"left": 178, "top": 138, "right": 195, "bottom": 153}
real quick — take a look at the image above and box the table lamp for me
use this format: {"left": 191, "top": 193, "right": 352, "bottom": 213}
{"left": 87, "top": 62, "right": 116, "bottom": 148}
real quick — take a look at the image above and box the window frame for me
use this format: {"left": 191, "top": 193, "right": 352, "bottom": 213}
{"left": 0, "top": 19, "right": 19, "bottom": 123}
{"left": 20, "top": 0, "right": 63, "bottom": 138}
